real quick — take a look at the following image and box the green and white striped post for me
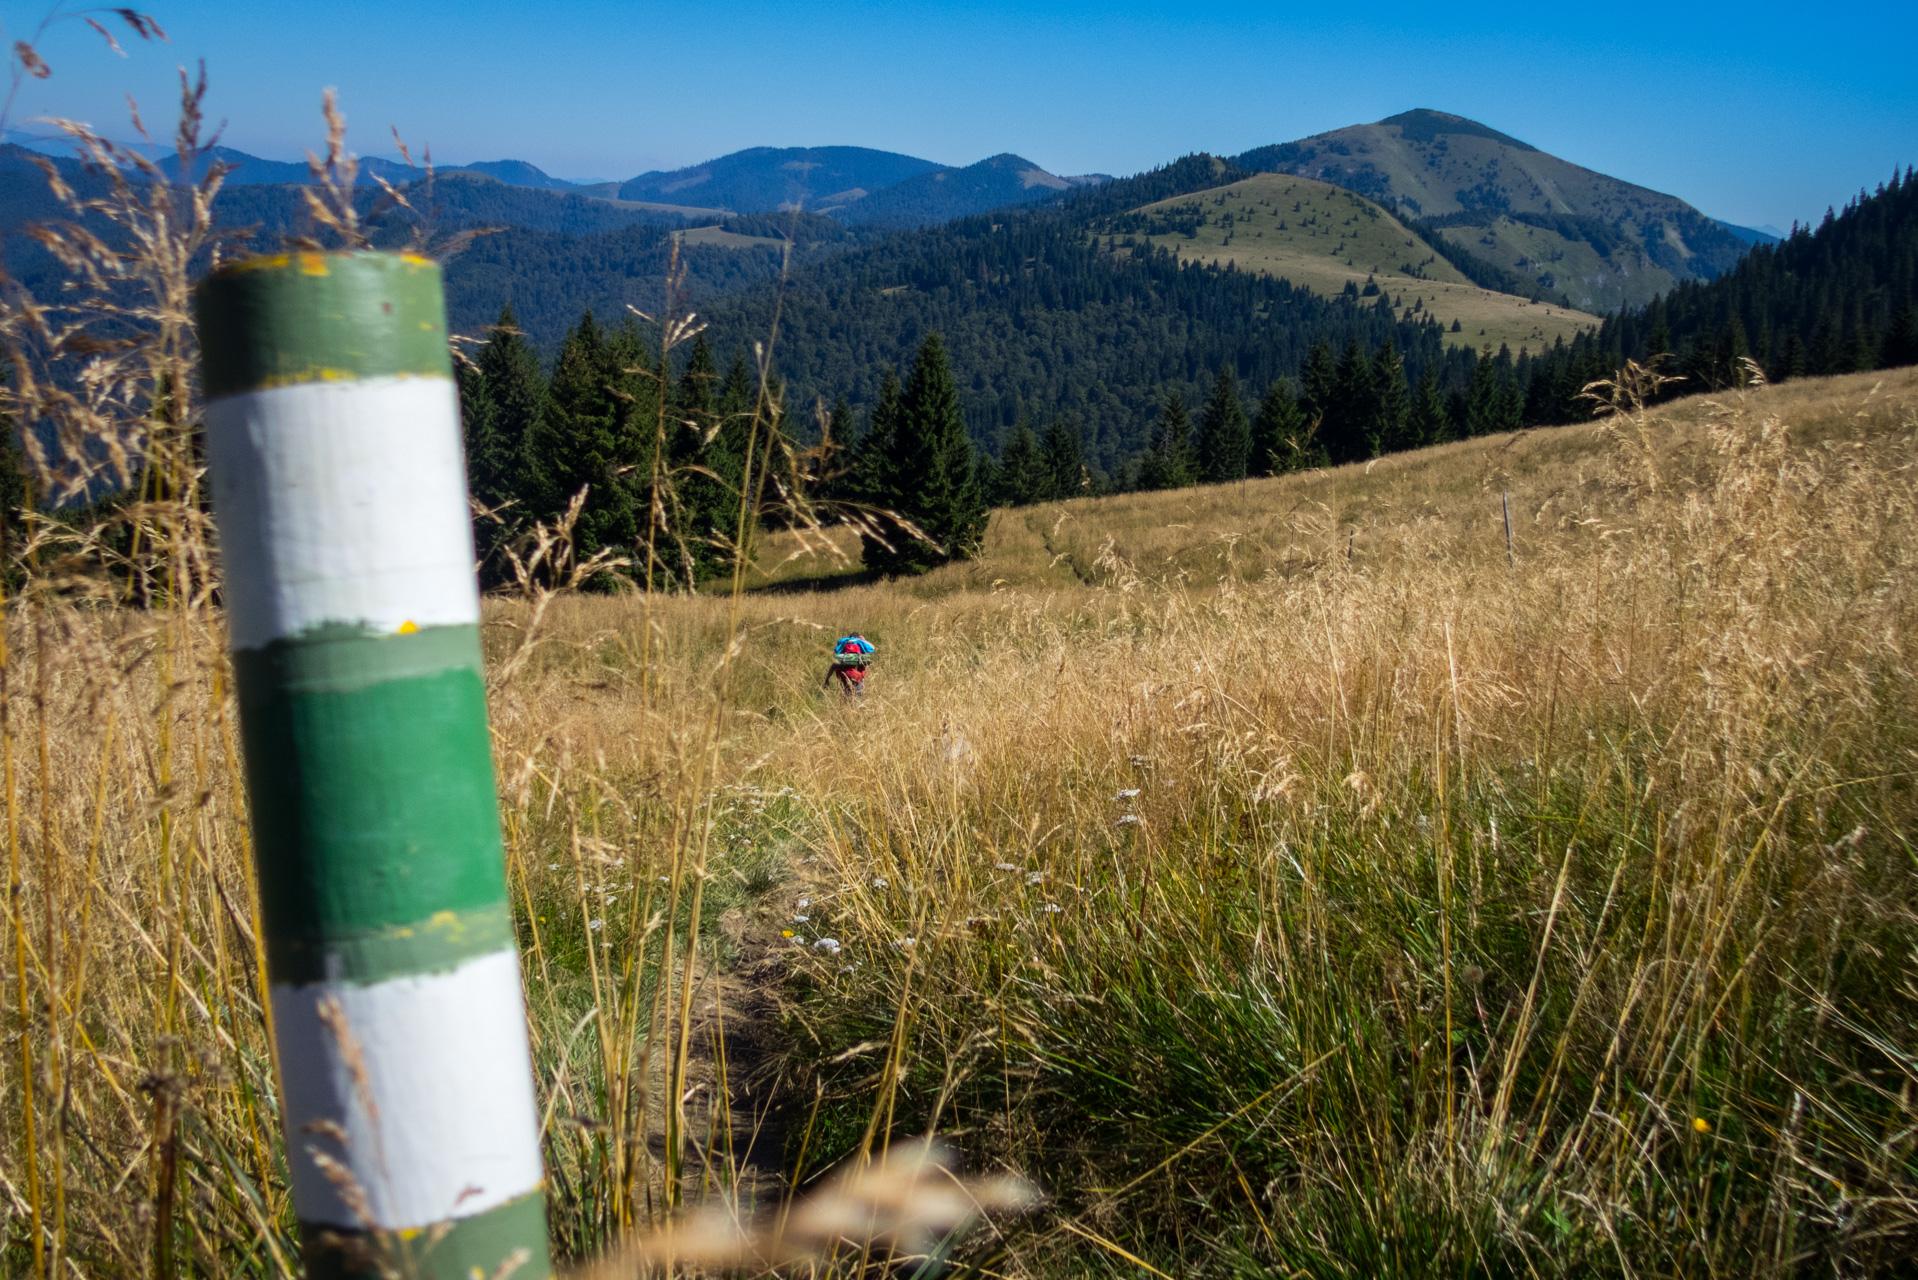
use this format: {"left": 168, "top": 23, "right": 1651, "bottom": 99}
{"left": 196, "top": 252, "right": 551, "bottom": 1280}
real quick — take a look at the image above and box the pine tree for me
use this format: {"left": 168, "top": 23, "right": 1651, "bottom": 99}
{"left": 465, "top": 301, "right": 545, "bottom": 520}
{"left": 1410, "top": 362, "right": 1451, "bottom": 446}
{"left": 1463, "top": 347, "right": 1504, "bottom": 437}
{"left": 1325, "top": 338, "right": 1374, "bottom": 463}
{"left": 1299, "top": 339, "right": 1338, "bottom": 437}
{"left": 1137, "top": 393, "right": 1194, "bottom": 491}
{"left": 861, "top": 335, "right": 987, "bottom": 576}
{"left": 994, "top": 419, "right": 1047, "bottom": 506}
{"left": 1040, "top": 416, "right": 1085, "bottom": 499}
{"left": 522, "top": 312, "right": 640, "bottom": 565}
{"left": 1195, "top": 369, "right": 1251, "bottom": 483}
{"left": 1887, "top": 305, "right": 1918, "bottom": 368}
{"left": 1251, "top": 379, "right": 1310, "bottom": 475}
{"left": 1367, "top": 339, "right": 1411, "bottom": 456}
{"left": 847, "top": 371, "right": 904, "bottom": 513}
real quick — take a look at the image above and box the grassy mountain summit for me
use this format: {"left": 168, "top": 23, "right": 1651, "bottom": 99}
{"left": 1111, "top": 172, "right": 1600, "bottom": 351}
{"left": 1237, "top": 108, "right": 1753, "bottom": 312}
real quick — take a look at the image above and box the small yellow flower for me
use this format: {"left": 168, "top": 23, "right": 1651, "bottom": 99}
{"left": 1692, "top": 1117, "right": 1711, "bottom": 1133}
{"left": 782, "top": 929, "right": 796, "bottom": 938}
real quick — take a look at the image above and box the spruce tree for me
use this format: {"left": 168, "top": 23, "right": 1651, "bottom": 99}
{"left": 467, "top": 301, "right": 545, "bottom": 517}
{"left": 1410, "top": 362, "right": 1451, "bottom": 446}
{"left": 861, "top": 335, "right": 986, "bottom": 576}
{"left": 1325, "top": 338, "right": 1374, "bottom": 463}
{"left": 848, "top": 370, "right": 903, "bottom": 513}
{"left": 1250, "top": 379, "right": 1307, "bottom": 475}
{"left": 1137, "top": 393, "right": 1194, "bottom": 491}
{"left": 568, "top": 315, "right": 647, "bottom": 559}
{"left": 1040, "top": 416, "right": 1085, "bottom": 499}
{"left": 659, "top": 335, "right": 723, "bottom": 579}
{"left": 1463, "top": 347, "right": 1505, "bottom": 437}
{"left": 1196, "top": 369, "right": 1251, "bottom": 483}
{"left": 1300, "top": 339, "right": 1338, "bottom": 436}
{"left": 1887, "top": 305, "right": 1918, "bottom": 368}
{"left": 996, "top": 419, "right": 1046, "bottom": 506}
{"left": 1367, "top": 339, "right": 1411, "bottom": 456}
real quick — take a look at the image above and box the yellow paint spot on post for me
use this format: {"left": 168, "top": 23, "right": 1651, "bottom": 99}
{"left": 398, "top": 620, "right": 420, "bottom": 634}
{"left": 298, "top": 252, "right": 329, "bottom": 276}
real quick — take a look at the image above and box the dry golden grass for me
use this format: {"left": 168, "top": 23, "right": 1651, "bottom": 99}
{"left": 494, "top": 366, "right": 1918, "bottom": 1275}
{"left": 6, "top": 366, "right": 1917, "bottom": 1277}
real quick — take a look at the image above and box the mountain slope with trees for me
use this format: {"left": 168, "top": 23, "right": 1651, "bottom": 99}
{"left": 1237, "top": 109, "right": 1755, "bottom": 312}
{"left": 697, "top": 155, "right": 1477, "bottom": 477}
{"left": 1104, "top": 171, "right": 1599, "bottom": 351}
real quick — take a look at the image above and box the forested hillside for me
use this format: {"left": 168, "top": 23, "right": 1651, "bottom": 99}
{"left": 699, "top": 155, "right": 1474, "bottom": 473}
{"left": 1516, "top": 168, "right": 1918, "bottom": 413}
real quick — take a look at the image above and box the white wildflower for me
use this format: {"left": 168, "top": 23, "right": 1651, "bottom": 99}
{"left": 1114, "top": 789, "right": 1140, "bottom": 799}
{"left": 589, "top": 919, "right": 603, "bottom": 931}
{"left": 995, "top": 862, "right": 1019, "bottom": 872}
{"left": 815, "top": 937, "right": 842, "bottom": 954}
{"left": 1043, "top": 903, "right": 1063, "bottom": 913}
{"left": 872, "top": 877, "right": 888, "bottom": 888}
{"left": 1119, "top": 814, "right": 1142, "bottom": 825}
{"left": 1027, "top": 872, "right": 1046, "bottom": 884}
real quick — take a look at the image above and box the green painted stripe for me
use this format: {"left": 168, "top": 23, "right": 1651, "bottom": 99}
{"left": 272, "top": 903, "right": 515, "bottom": 987}
{"left": 233, "top": 621, "right": 481, "bottom": 693}
{"left": 196, "top": 251, "right": 451, "bottom": 400}
{"left": 301, "top": 1190, "right": 553, "bottom": 1280}
{"left": 234, "top": 624, "right": 509, "bottom": 984}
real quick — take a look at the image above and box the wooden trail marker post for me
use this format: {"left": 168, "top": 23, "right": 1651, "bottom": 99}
{"left": 196, "top": 252, "right": 552, "bottom": 1280}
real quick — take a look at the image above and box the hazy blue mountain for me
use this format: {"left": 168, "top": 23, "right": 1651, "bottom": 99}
{"left": 617, "top": 145, "right": 944, "bottom": 212}
{"left": 1715, "top": 220, "right": 1783, "bottom": 245}
{"left": 832, "top": 153, "right": 1102, "bottom": 226}
{"left": 451, "top": 159, "right": 578, "bottom": 190}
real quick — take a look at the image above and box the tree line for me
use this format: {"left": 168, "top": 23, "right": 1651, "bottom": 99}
{"left": 457, "top": 302, "right": 993, "bottom": 582}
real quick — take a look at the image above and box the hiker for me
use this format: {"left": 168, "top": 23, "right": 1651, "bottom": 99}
{"left": 825, "top": 632, "right": 874, "bottom": 698}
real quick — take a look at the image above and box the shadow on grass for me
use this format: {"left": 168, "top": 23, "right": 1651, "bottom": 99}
{"left": 740, "top": 566, "right": 883, "bottom": 595}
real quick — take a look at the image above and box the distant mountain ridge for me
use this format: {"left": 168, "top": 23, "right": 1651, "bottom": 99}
{"left": 1235, "top": 109, "right": 1755, "bottom": 312}
{"left": 11, "top": 127, "right": 1107, "bottom": 228}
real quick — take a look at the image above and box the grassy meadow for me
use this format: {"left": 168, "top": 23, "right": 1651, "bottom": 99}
{"left": 9, "top": 353, "right": 1915, "bottom": 1277}
{"left": 1127, "top": 174, "right": 1600, "bottom": 353}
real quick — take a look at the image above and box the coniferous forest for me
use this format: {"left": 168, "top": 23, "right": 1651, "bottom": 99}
{"left": 460, "top": 163, "right": 1918, "bottom": 577}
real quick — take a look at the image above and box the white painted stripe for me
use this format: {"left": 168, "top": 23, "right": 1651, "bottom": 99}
{"left": 271, "top": 948, "right": 543, "bottom": 1230}
{"left": 206, "top": 376, "right": 481, "bottom": 651}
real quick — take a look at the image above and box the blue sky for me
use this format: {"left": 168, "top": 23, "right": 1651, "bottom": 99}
{"left": 6, "top": 0, "right": 1913, "bottom": 228}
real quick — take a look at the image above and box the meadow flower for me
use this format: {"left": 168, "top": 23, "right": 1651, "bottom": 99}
{"left": 1027, "top": 872, "right": 1046, "bottom": 884}
{"left": 1043, "top": 903, "right": 1063, "bottom": 913}
{"left": 792, "top": 914, "right": 810, "bottom": 923}
{"left": 872, "top": 877, "right": 888, "bottom": 888}
{"left": 1114, "top": 789, "right": 1140, "bottom": 799}
{"left": 1119, "top": 814, "right": 1141, "bottom": 825}
{"left": 995, "top": 862, "right": 1019, "bottom": 871}
{"left": 815, "top": 937, "right": 842, "bottom": 954}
